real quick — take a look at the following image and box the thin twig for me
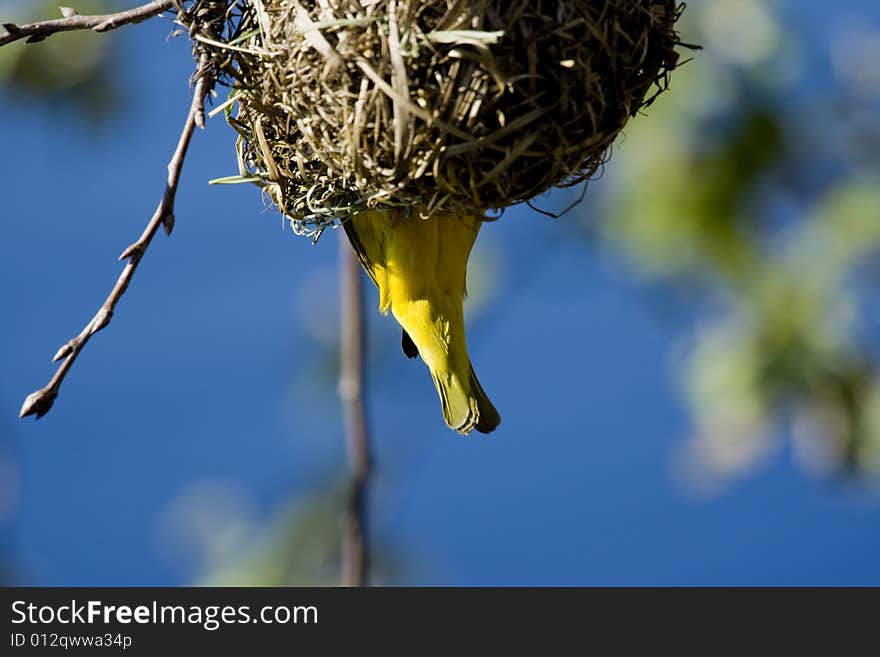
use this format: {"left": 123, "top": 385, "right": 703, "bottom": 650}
{"left": 19, "top": 65, "right": 210, "bottom": 420}
{"left": 0, "top": 0, "right": 175, "bottom": 48}
{"left": 338, "top": 233, "right": 372, "bottom": 587}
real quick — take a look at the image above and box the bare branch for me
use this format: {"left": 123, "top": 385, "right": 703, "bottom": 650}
{"left": 0, "top": 0, "right": 174, "bottom": 47}
{"left": 19, "top": 62, "right": 210, "bottom": 420}
{"left": 338, "top": 234, "right": 372, "bottom": 587}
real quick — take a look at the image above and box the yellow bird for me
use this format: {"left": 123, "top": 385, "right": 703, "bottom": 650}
{"left": 343, "top": 208, "right": 500, "bottom": 435}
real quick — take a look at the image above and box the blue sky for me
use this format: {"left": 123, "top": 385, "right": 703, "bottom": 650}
{"left": 1, "top": 1, "right": 879, "bottom": 585}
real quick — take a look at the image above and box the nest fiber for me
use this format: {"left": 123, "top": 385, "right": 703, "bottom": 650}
{"left": 216, "top": 0, "right": 682, "bottom": 233}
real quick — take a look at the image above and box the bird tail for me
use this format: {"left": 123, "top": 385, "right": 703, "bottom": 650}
{"left": 432, "top": 364, "right": 500, "bottom": 435}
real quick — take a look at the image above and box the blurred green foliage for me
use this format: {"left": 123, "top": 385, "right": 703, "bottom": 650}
{"left": 201, "top": 495, "right": 344, "bottom": 587}
{"left": 155, "top": 478, "right": 400, "bottom": 586}
{"left": 0, "top": 0, "right": 121, "bottom": 118}
{"left": 598, "top": 0, "right": 880, "bottom": 489}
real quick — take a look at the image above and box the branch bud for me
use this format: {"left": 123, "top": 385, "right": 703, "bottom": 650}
{"left": 19, "top": 388, "right": 57, "bottom": 419}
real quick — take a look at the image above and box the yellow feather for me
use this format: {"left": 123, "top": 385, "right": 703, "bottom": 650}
{"left": 343, "top": 208, "right": 500, "bottom": 435}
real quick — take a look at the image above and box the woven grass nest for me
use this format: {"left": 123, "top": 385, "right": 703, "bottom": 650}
{"left": 211, "top": 0, "right": 683, "bottom": 234}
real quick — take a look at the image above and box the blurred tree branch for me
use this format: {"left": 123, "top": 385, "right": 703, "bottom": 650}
{"left": 338, "top": 235, "right": 372, "bottom": 586}
{"left": 0, "top": 0, "right": 175, "bottom": 47}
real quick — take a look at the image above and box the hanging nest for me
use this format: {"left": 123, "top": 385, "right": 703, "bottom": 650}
{"left": 207, "top": 0, "right": 683, "bottom": 235}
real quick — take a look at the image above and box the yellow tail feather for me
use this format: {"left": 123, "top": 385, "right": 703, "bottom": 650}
{"left": 344, "top": 208, "right": 500, "bottom": 435}
{"left": 433, "top": 365, "right": 500, "bottom": 435}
